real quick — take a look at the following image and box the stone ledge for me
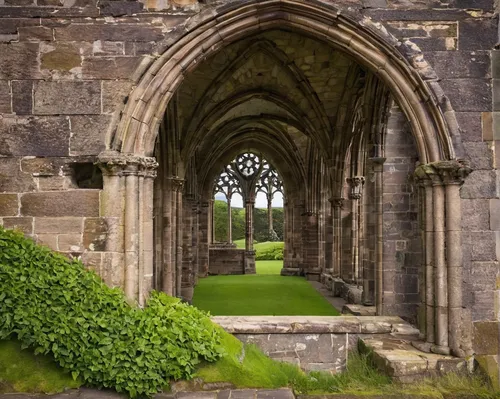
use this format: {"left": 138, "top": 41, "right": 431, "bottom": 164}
{"left": 211, "top": 316, "right": 419, "bottom": 335}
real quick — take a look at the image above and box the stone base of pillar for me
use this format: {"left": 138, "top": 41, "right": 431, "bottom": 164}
{"left": 306, "top": 268, "right": 321, "bottom": 281}
{"left": 180, "top": 286, "right": 194, "bottom": 303}
{"left": 280, "top": 267, "right": 302, "bottom": 276}
{"left": 244, "top": 250, "right": 256, "bottom": 274}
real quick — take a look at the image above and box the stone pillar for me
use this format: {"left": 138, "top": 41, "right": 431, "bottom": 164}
{"left": 331, "top": 198, "right": 344, "bottom": 278}
{"left": 414, "top": 160, "right": 471, "bottom": 356}
{"left": 198, "top": 201, "right": 210, "bottom": 277}
{"left": 227, "top": 196, "right": 232, "bottom": 243}
{"left": 370, "top": 158, "right": 385, "bottom": 316}
{"left": 267, "top": 193, "right": 273, "bottom": 237}
{"left": 172, "top": 178, "right": 184, "bottom": 297}
{"left": 181, "top": 195, "right": 195, "bottom": 302}
{"left": 437, "top": 161, "right": 471, "bottom": 357}
{"left": 347, "top": 176, "right": 365, "bottom": 285}
{"left": 210, "top": 199, "right": 215, "bottom": 243}
{"left": 139, "top": 164, "right": 156, "bottom": 305}
{"left": 245, "top": 199, "right": 254, "bottom": 251}
{"left": 244, "top": 198, "right": 256, "bottom": 274}
{"left": 97, "top": 151, "right": 158, "bottom": 304}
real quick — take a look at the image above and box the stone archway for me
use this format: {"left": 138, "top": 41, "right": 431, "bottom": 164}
{"left": 97, "top": 0, "right": 471, "bottom": 358}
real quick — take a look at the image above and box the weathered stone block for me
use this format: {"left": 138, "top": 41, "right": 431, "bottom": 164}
{"left": 34, "top": 217, "right": 83, "bottom": 234}
{"left": 12, "top": 80, "right": 33, "bottom": 115}
{"left": 34, "top": 81, "right": 100, "bottom": 115}
{"left": 0, "top": 18, "right": 40, "bottom": 35}
{"left": 83, "top": 217, "right": 108, "bottom": 251}
{"left": 21, "top": 191, "right": 99, "bottom": 217}
{"left": 464, "top": 142, "right": 493, "bottom": 170}
{"left": 0, "top": 81, "right": 11, "bottom": 113}
{"left": 0, "top": 194, "right": 19, "bottom": 216}
{"left": 82, "top": 56, "right": 141, "bottom": 79}
{"left": 99, "top": 0, "right": 144, "bottom": 16}
{"left": 0, "top": 157, "right": 35, "bottom": 193}
{"left": 0, "top": 116, "right": 70, "bottom": 157}
{"left": 55, "top": 24, "right": 164, "bottom": 42}
{"left": 0, "top": 42, "right": 41, "bottom": 79}
{"left": 476, "top": 355, "right": 499, "bottom": 389}
{"left": 80, "top": 251, "right": 103, "bottom": 273}
{"left": 58, "top": 233, "right": 82, "bottom": 252}
{"left": 463, "top": 232, "right": 497, "bottom": 261}
{"left": 70, "top": 115, "right": 110, "bottom": 156}
{"left": 38, "top": 176, "right": 76, "bottom": 191}
{"left": 425, "top": 51, "right": 490, "bottom": 79}
{"left": 40, "top": 42, "right": 82, "bottom": 73}
{"left": 18, "top": 26, "right": 53, "bottom": 41}
{"left": 462, "top": 199, "right": 489, "bottom": 231}
{"left": 36, "top": 233, "right": 58, "bottom": 251}
{"left": 461, "top": 170, "right": 497, "bottom": 199}
{"left": 2, "top": 217, "right": 33, "bottom": 234}
{"left": 490, "top": 199, "right": 500, "bottom": 230}
{"left": 473, "top": 321, "right": 499, "bottom": 355}
{"left": 458, "top": 19, "right": 497, "bottom": 51}
{"left": 455, "top": 112, "right": 482, "bottom": 142}
{"left": 102, "top": 80, "right": 132, "bottom": 112}
{"left": 440, "top": 79, "right": 491, "bottom": 112}
{"left": 21, "top": 157, "right": 68, "bottom": 176}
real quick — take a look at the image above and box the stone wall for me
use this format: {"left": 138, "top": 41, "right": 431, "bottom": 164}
{"left": 208, "top": 248, "right": 245, "bottom": 275}
{"left": 212, "top": 316, "right": 419, "bottom": 373}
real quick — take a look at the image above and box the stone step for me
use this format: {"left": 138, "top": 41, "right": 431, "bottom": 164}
{"left": 359, "top": 336, "right": 467, "bottom": 383}
{"left": 341, "top": 304, "right": 376, "bottom": 316}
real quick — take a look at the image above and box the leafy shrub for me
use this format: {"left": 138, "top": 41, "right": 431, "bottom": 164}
{"left": 0, "top": 227, "right": 223, "bottom": 397}
{"left": 254, "top": 242, "right": 284, "bottom": 260}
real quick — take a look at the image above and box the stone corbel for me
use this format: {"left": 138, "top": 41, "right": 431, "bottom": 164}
{"left": 347, "top": 176, "right": 365, "bottom": 200}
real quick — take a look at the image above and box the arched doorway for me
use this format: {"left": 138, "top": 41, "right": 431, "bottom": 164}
{"left": 97, "top": 0, "right": 470, "bottom": 358}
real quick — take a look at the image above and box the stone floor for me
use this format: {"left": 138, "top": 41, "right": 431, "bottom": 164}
{"left": 308, "top": 281, "right": 346, "bottom": 311}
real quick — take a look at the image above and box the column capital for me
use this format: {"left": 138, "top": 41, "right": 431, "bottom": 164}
{"left": 414, "top": 160, "right": 471, "bottom": 186}
{"left": 347, "top": 176, "right": 365, "bottom": 200}
{"left": 96, "top": 150, "right": 158, "bottom": 177}
{"left": 167, "top": 176, "right": 185, "bottom": 192}
{"left": 329, "top": 197, "right": 345, "bottom": 209}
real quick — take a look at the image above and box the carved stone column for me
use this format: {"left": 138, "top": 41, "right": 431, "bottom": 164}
{"left": 370, "top": 158, "right": 385, "bottom": 315}
{"left": 414, "top": 160, "right": 471, "bottom": 356}
{"left": 227, "top": 196, "right": 233, "bottom": 243}
{"left": 347, "top": 176, "right": 365, "bottom": 285}
{"left": 97, "top": 151, "right": 158, "bottom": 304}
{"left": 171, "top": 178, "right": 184, "bottom": 297}
{"left": 198, "top": 200, "right": 211, "bottom": 278}
{"left": 330, "top": 197, "right": 344, "bottom": 278}
{"left": 436, "top": 160, "right": 471, "bottom": 357}
{"left": 244, "top": 198, "right": 256, "bottom": 274}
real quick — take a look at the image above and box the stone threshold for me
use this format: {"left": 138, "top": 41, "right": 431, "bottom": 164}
{"left": 211, "top": 316, "right": 420, "bottom": 335}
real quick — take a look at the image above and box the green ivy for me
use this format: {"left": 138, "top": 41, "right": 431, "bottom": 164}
{"left": 0, "top": 227, "right": 223, "bottom": 397}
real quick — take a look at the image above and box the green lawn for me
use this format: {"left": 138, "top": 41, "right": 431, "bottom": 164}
{"left": 192, "top": 260, "right": 340, "bottom": 316}
{"left": 256, "top": 260, "right": 282, "bottom": 275}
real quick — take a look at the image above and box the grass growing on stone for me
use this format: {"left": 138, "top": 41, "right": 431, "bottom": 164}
{"left": 196, "top": 329, "right": 498, "bottom": 397}
{"left": 0, "top": 340, "right": 82, "bottom": 394}
{"left": 192, "top": 273, "right": 340, "bottom": 316}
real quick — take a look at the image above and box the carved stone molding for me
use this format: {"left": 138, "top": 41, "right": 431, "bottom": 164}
{"left": 347, "top": 176, "right": 365, "bottom": 200}
{"left": 414, "top": 160, "right": 471, "bottom": 186}
{"left": 329, "top": 197, "right": 345, "bottom": 209}
{"left": 97, "top": 150, "right": 158, "bottom": 178}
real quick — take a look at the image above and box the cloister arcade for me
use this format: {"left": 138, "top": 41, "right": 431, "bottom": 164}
{"left": 92, "top": 1, "right": 473, "bottom": 359}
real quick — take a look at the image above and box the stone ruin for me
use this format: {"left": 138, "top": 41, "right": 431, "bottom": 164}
{"left": 0, "top": 0, "right": 499, "bottom": 386}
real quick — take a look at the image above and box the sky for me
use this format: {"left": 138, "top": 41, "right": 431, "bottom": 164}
{"left": 215, "top": 191, "right": 284, "bottom": 208}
